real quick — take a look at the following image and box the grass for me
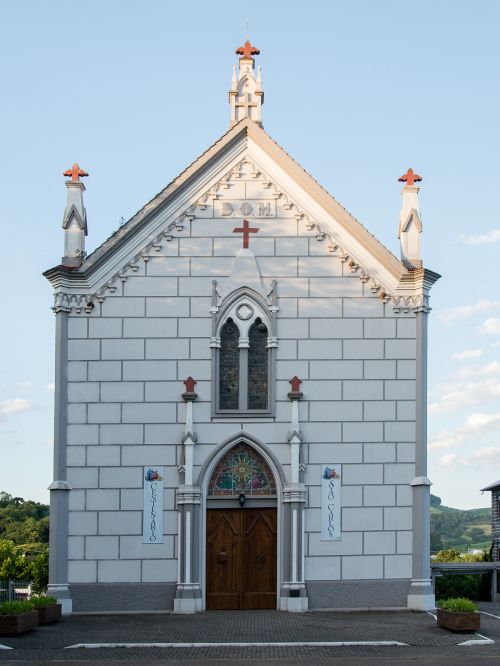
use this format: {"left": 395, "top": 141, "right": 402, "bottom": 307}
{"left": 438, "top": 597, "right": 479, "bottom": 613}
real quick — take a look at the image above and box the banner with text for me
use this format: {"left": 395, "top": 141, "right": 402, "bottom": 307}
{"left": 321, "top": 464, "right": 342, "bottom": 540}
{"left": 143, "top": 467, "right": 164, "bottom": 544}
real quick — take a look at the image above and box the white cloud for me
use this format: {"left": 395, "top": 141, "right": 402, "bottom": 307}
{"left": 474, "top": 447, "right": 500, "bottom": 463}
{"left": 45, "top": 384, "right": 55, "bottom": 393}
{"left": 439, "top": 453, "right": 457, "bottom": 466}
{"left": 457, "top": 229, "right": 500, "bottom": 245}
{"left": 430, "top": 413, "right": 500, "bottom": 450}
{"left": 457, "top": 360, "right": 500, "bottom": 381}
{"left": 15, "top": 381, "right": 34, "bottom": 391}
{"left": 438, "top": 300, "right": 500, "bottom": 324}
{"left": 479, "top": 318, "right": 500, "bottom": 335}
{"left": 429, "top": 379, "right": 500, "bottom": 415}
{"left": 0, "top": 399, "right": 35, "bottom": 421}
{"left": 452, "top": 349, "right": 483, "bottom": 361}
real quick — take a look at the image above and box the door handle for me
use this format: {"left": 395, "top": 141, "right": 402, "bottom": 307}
{"left": 256, "top": 553, "right": 266, "bottom": 565}
{"left": 218, "top": 551, "right": 228, "bottom": 563}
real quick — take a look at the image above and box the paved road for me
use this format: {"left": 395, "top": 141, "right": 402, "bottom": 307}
{"left": 1, "top": 605, "right": 500, "bottom": 664}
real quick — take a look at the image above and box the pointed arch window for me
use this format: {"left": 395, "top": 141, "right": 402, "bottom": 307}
{"left": 219, "top": 318, "right": 240, "bottom": 410}
{"left": 213, "top": 294, "right": 276, "bottom": 417}
{"left": 248, "top": 318, "right": 268, "bottom": 409}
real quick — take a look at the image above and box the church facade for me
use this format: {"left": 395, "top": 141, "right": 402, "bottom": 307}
{"left": 45, "top": 41, "right": 439, "bottom": 614}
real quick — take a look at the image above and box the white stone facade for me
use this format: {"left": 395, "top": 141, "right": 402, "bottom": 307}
{"left": 46, "top": 112, "right": 438, "bottom": 613}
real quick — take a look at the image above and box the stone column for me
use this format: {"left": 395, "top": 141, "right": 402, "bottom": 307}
{"left": 174, "top": 380, "right": 202, "bottom": 613}
{"left": 407, "top": 308, "right": 435, "bottom": 610}
{"left": 174, "top": 486, "right": 202, "bottom": 613}
{"left": 47, "top": 309, "right": 72, "bottom": 615}
{"left": 280, "top": 379, "right": 308, "bottom": 611}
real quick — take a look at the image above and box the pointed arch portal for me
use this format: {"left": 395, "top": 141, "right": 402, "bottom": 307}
{"left": 205, "top": 440, "right": 278, "bottom": 609}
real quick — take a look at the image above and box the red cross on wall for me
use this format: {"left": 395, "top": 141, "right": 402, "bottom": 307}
{"left": 233, "top": 219, "right": 259, "bottom": 249}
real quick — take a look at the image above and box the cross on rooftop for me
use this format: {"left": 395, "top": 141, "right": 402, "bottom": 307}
{"left": 236, "top": 39, "right": 260, "bottom": 59}
{"left": 64, "top": 163, "right": 89, "bottom": 182}
{"left": 398, "top": 168, "right": 422, "bottom": 186}
{"left": 233, "top": 219, "right": 259, "bottom": 249}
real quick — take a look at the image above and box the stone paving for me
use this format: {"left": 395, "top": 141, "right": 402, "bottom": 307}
{"left": 0, "top": 608, "right": 499, "bottom": 663}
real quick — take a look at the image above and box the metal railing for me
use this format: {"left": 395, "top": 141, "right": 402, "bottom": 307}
{"left": 0, "top": 580, "right": 33, "bottom": 603}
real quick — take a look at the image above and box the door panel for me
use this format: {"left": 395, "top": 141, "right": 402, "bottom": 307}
{"left": 206, "top": 508, "right": 276, "bottom": 610}
{"left": 243, "top": 509, "right": 277, "bottom": 609}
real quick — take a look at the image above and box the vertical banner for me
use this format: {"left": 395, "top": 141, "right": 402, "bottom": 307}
{"left": 143, "top": 467, "right": 164, "bottom": 544}
{"left": 321, "top": 464, "right": 342, "bottom": 540}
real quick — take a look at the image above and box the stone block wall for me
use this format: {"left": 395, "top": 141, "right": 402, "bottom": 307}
{"left": 64, "top": 183, "right": 416, "bottom": 594}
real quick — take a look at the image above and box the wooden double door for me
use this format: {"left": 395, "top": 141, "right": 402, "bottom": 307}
{"left": 206, "top": 508, "right": 277, "bottom": 610}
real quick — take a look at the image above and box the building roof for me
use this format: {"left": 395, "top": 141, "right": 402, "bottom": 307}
{"left": 481, "top": 480, "right": 500, "bottom": 492}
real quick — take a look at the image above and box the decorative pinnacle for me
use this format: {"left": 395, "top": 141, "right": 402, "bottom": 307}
{"left": 398, "top": 168, "right": 422, "bottom": 186}
{"left": 236, "top": 39, "right": 260, "bottom": 60}
{"left": 184, "top": 376, "right": 197, "bottom": 393}
{"left": 182, "top": 376, "right": 198, "bottom": 401}
{"left": 288, "top": 376, "right": 303, "bottom": 401}
{"left": 63, "top": 163, "right": 89, "bottom": 182}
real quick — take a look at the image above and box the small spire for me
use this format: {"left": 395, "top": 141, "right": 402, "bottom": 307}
{"left": 61, "top": 162, "right": 88, "bottom": 267}
{"left": 229, "top": 37, "right": 264, "bottom": 128}
{"left": 398, "top": 167, "right": 423, "bottom": 269}
{"left": 63, "top": 163, "right": 89, "bottom": 183}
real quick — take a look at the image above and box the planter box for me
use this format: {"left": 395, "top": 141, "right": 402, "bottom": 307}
{"left": 437, "top": 608, "right": 480, "bottom": 633}
{"left": 36, "top": 603, "right": 62, "bottom": 625}
{"left": 0, "top": 610, "right": 39, "bottom": 636}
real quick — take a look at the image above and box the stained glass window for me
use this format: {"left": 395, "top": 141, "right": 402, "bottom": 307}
{"left": 248, "top": 318, "right": 268, "bottom": 409}
{"left": 219, "top": 318, "right": 240, "bottom": 409}
{"left": 208, "top": 443, "right": 276, "bottom": 496}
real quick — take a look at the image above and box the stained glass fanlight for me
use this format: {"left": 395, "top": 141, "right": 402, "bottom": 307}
{"left": 208, "top": 443, "right": 276, "bottom": 496}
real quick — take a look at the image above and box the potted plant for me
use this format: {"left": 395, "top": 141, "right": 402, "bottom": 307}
{"left": 0, "top": 601, "right": 38, "bottom": 636}
{"left": 436, "top": 597, "right": 480, "bottom": 632}
{"left": 30, "top": 596, "right": 62, "bottom": 625}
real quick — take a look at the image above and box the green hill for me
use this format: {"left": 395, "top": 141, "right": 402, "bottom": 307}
{"left": 430, "top": 494, "right": 491, "bottom": 554}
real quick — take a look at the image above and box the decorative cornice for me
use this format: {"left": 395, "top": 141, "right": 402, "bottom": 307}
{"left": 176, "top": 485, "right": 202, "bottom": 505}
{"left": 47, "top": 156, "right": 440, "bottom": 316}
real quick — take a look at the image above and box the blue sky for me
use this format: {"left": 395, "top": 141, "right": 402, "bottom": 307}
{"left": 1, "top": 0, "right": 499, "bottom": 509}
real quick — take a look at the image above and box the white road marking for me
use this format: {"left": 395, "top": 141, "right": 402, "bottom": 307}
{"left": 0, "top": 644, "right": 13, "bottom": 650}
{"left": 65, "top": 641, "right": 408, "bottom": 649}
{"left": 457, "top": 635, "right": 495, "bottom": 646}
{"left": 426, "top": 611, "right": 437, "bottom": 620}
{"left": 481, "top": 610, "right": 500, "bottom": 620}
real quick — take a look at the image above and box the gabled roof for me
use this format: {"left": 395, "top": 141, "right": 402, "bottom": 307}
{"left": 45, "top": 117, "right": 407, "bottom": 285}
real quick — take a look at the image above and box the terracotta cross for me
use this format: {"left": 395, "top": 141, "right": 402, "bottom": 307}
{"left": 236, "top": 39, "right": 260, "bottom": 59}
{"left": 233, "top": 219, "right": 259, "bottom": 249}
{"left": 63, "top": 163, "right": 89, "bottom": 182}
{"left": 184, "top": 376, "right": 197, "bottom": 393}
{"left": 398, "top": 168, "right": 422, "bottom": 186}
{"left": 289, "top": 376, "right": 302, "bottom": 393}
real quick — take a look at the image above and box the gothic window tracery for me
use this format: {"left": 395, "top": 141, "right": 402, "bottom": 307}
{"left": 219, "top": 318, "right": 240, "bottom": 410}
{"left": 248, "top": 318, "right": 268, "bottom": 409}
{"left": 208, "top": 443, "right": 276, "bottom": 496}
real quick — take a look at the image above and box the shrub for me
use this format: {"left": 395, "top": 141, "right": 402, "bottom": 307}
{"left": 435, "top": 572, "right": 491, "bottom": 601}
{"left": 434, "top": 549, "right": 462, "bottom": 562}
{"left": 438, "top": 597, "right": 478, "bottom": 613}
{"left": 29, "top": 596, "right": 57, "bottom": 607}
{"left": 0, "top": 600, "right": 34, "bottom": 615}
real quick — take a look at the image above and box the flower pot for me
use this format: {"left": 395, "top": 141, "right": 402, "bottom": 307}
{"left": 0, "top": 610, "right": 39, "bottom": 636}
{"left": 36, "top": 603, "right": 62, "bottom": 625}
{"left": 437, "top": 608, "right": 480, "bottom": 632}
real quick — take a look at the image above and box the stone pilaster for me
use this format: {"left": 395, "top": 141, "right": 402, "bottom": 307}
{"left": 47, "top": 310, "right": 72, "bottom": 615}
{"left": 174, "top": 485, "right": 202, "bottom": 613}
{"left": 407, "top": 308, "right": 435, "bottom": 610}
{"left": 280, "top": 484, "right": 308, "bottom": 611}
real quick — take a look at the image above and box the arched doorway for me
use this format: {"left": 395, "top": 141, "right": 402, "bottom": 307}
{"left": 206, "top": 442, "right": 278, "bottom": 609}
